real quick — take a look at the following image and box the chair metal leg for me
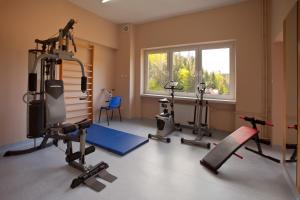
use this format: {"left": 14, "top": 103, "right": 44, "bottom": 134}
{"left": 118, "top": 108, "right": 122, "bottom": 121}
{"left": 105, "top": 109, "right": 109, "bottom": 126}
{"left": 99, "top": 109, "right": 102, "bottom": 123}
{"left": 111, "top": 110, "right": 114, "bottom": 120}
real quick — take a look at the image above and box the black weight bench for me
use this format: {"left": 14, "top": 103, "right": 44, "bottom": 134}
{"left": 200, "top": 126, "right": 257, "bottom": 174}
{"left": 200, "top": 116, "right": 280, "bottom": 174}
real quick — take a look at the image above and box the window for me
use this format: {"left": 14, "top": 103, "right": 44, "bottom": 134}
{"left": 172, "top": 50, "right": 196, "bottom": 94}
{"left": 143, "top": 41, "right": 235, "bottom": 101}
{"left": 201, "top": 46, "right": 234, "bottom": 99}
{"left": 145, "top": 51, "right": 169, "bottom": 94}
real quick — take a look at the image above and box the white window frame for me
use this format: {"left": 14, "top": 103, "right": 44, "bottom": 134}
{"left": 143, "top": 41, "right": 236, "bottom": 101}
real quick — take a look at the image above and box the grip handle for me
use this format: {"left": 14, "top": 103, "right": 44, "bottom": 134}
{"left": 61, "top": 19, "right": 75, "bottom": 37}
{"left": 81, "top": 76, "right": 87, "bottom": 92}
{"left": 239, "top": 115, "right": 273, "bottom": 127}
{"left": 28, "top": 73, "right": 37, "bottom": 92}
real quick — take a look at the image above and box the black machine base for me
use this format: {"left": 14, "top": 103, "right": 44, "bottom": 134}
{"left": 285, "top": 144, "right": 297, "bottom": 163}
{"left": 148, "top": 134, "right": 171, "bottom": 143}
{"left": 70, "top": 162, "right": 117, "bottom": 192}
{"left": 3, "top": 140, "right": 53, "bottom": 157}
{"left": 181, "top": 138, "right": 210, "bottom": 149}
{"left": 181, "top": 128, "right": 211, "bottom": 149}
{"left": 286, "top": 158, "right": 297, "bottom": 163}
{"left": 245, "top": 147, "right": 280, "bottom": 163}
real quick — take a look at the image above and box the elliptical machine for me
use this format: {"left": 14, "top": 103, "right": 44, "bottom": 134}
{"left": 148, "top": 81, "right": 182, "bottom": 143}
{"left": 181, "top": 82, "right": 211, "bottom": 149}
{"left": 3, "top": 19, "right": 117, "bottom": 192}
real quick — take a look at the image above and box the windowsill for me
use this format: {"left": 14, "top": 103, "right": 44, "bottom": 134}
{"left": 140, "top": 93, "right": 236, "bottom": 104}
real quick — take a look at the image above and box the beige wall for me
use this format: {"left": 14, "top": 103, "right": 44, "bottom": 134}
{"left": 0, "top": 0, "right": 118, "bottom": 146}
{"left": 271, "top": 0, "right": 297, "bottom": 42}
{"left": 93, "top": 43, "right": 116, "bottom": 121}
{"left": 284, "top": 4, "right": 298, "bottom": 144}
{"left": 271, "top": 42, "right": 285, "bottom": 145}
{"left": 133, "top": 0, "right": 265, "bottom": 132}
{"left": 114, "top": 27, "right": 127, "bottom": 118}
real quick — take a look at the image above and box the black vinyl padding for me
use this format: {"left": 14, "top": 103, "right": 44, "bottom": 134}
{"left": 76, "top": 119, "right": 91, "bottom": 129}
{"left": 62, "top": 123, "right": 77, "bottom": 134}
{"left": 200, "top": 126, "right": 257, "bottom": 172}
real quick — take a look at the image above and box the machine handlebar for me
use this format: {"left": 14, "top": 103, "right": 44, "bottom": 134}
{"left": 197, "top": 82, "right": 206, "bottom": 91}
{"left": 35, "top": 19, "right": 76, "bottom": 45}
{"left": 81, "top": 76, "right": 87, "bottom": 92}
{"left": 239, "top": 115, "right": 274, "bottom": 127}
{"left": 61, "top": 19, "right": 76, "bottom": 37}
{"left": 164, "top": 81, "right": 184, "bottom": 90}
{"left": 196, "top": 82, "right": 206, "bottom": 98}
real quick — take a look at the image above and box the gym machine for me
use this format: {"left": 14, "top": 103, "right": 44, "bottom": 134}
{"left": 3, "top": 19, "right": 117, "bottom": 192}
{"left": 200, "top": 116, "right": 279, "bottom": 174}
{"left": 181, "top": 82, "right": 211, "bottom": 149}
{"left": 148, "top": 81, "right": 182, "bottom": 143}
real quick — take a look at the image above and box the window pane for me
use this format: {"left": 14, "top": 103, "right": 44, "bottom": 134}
{"left": 202, "top": 48, "right": 230, "bottom": 95}
{"left": 147, "top": 52, "right": 169, "bottom": 92}
{"left": 172, "top": 50, "right": 196, "bottom": 93}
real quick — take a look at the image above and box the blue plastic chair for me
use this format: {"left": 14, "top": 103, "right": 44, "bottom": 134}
{"left": 99, "top": 96, "right": 122, "bottom": 125}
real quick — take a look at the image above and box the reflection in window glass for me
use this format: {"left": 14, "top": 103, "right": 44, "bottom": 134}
{"left": 202, "top": 48, "right": 230, "bottom": 95}
{"left": 172, "top": 50, "right": 196, "bottom": 93}
{"left": 147, "top": 52, "right": 169, "bottom": 92}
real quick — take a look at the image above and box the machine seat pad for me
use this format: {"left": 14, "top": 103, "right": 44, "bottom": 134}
{"left": 62, "top": 123, "right": 77, "bottom": 134}
{"left": 76, "top": 119, "right": 91, "bottom": 129}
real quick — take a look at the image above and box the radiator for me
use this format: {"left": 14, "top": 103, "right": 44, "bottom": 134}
{"left": 160, "top": 103, "right": 210, "bottom": 127}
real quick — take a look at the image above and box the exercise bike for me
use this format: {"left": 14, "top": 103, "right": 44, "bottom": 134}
{"left": 181, "top": 82, "right": 211, "bottom": 149}
{"left": 3, "top": 19, "right": 117, "bottom": 192}
{"left": 148, "top": 81, "right": 182, "bottom": 143}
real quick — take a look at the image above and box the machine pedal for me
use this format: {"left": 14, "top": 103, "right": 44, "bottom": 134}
{"left": 97, "top": 169, "right": 117, "bottom": 183}
{"left": 84, "top": 177, "right": 106, "bottom": 192}
{"left": 70, "top": 162, "right": 113, "bottom": 191}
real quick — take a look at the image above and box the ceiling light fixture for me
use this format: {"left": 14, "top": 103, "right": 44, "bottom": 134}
{"left": 102, "top": 0, "right": 111, "bottom": 3}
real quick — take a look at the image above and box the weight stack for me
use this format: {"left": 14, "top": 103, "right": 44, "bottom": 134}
{"left": 27, "top": 100, "right": 45, "bottom": 138}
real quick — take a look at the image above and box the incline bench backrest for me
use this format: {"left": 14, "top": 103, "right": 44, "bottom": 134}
{"left": 201, "top": 126, "right": 258, "bottom": 172}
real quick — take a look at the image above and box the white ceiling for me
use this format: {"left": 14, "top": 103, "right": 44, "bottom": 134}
{"left": 69, "top": 0, "right": 247, "bottom": 24}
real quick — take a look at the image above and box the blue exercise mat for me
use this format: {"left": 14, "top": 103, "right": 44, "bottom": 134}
{"left": 86, "top": 124, "right": 149, "bottom": 156}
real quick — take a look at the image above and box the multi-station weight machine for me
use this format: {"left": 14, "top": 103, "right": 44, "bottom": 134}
{"left": 4, "top": 19, "right": 116, "bottom": 192}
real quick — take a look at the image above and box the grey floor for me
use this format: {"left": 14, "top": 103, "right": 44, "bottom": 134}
{"left": 0, "top": 119, "right": 297, "bottom": 200}
{"left": 286, "top": 152, "right": 297, "bottom": 185}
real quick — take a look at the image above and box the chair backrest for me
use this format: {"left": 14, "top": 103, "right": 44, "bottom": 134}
{"left": 109, "top": 96, "right": 122, "bottom": 108}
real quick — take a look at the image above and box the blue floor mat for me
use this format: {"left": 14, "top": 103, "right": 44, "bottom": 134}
{"left": 86, "top": 124, "right": 149, "bottom": 156}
